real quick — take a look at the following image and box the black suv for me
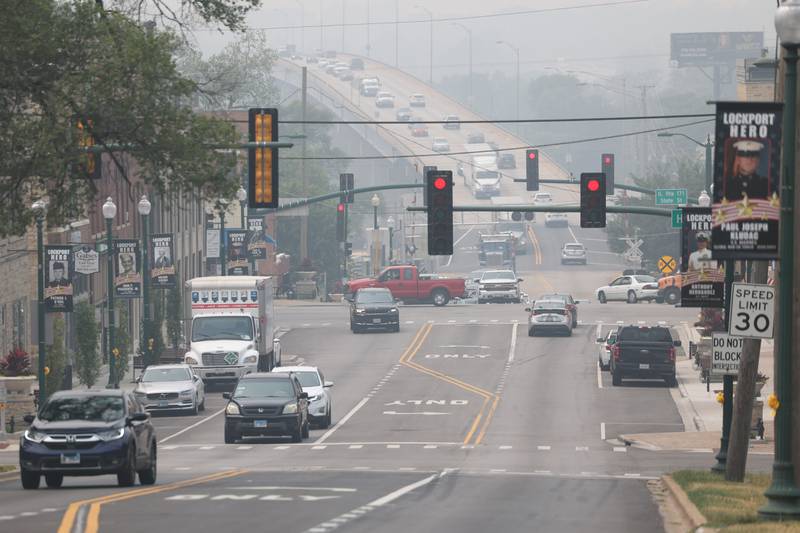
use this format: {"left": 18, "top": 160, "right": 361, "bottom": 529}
{"left": 610, "top": 325, "right": 681, "bottom": 387}
{"left": 19, "top": 390, "right": 157, "bottom": 489}
{"left": 350, "top": 288, "right": 400, "bottom": 333}
{"left": 223, "top": 373, "right": 309, "bottom": 443}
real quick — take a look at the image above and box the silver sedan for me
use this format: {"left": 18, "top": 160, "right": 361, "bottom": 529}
{"left": 133, "top": 364, "right": 205, "bottom": 415}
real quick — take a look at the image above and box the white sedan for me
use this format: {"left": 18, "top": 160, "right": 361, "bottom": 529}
{"left": 272, "top": 366, "right": 334, "bottom": 428}
{"left": 596, "top": 274, "right": 660, "bottom": 304}
{"left": 133, "top": 364, "right": 205, "bottom": 415}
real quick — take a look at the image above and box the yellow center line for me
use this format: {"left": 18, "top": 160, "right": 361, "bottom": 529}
{"left": 527, "top": 226, "right": 543, "bottom": 266}
{"left": 58, "top": 469, "right": 247, "bottom": 533}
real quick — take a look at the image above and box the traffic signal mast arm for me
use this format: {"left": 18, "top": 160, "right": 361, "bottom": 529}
{"left": 406, "top": 204, "right": 672, "bottom": 217}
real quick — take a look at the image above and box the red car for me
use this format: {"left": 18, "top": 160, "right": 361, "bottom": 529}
{"left": 345, "top": 265, "right": 466, "bottom": 306}
{"left": 411, "top": 124, "right": 428, "bottom": 137}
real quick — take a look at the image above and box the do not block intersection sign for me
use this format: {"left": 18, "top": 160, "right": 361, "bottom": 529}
{"left": 729, "top": 282, "right": 776, "bottom": 339}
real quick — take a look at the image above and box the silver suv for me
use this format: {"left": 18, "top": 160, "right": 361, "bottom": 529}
{"left": 561, "top": 242, "right": 587, "bottom": 265}
{"left": 478, "top": 270, "right": 522, "bottom": 304}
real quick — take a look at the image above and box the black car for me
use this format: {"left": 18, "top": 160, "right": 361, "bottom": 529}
{"left": 19, "top": 390, "right": 157, "bottom": 489}
{"left": 350, "top": 288, "right": 400, "bottom": 333}
{"left": 610, "top": 326, "right": 681, "bottom": 387}
{"left": 223, "top": 373, "right": 309, "bottom": 443}
{"left": 498, "top": 153, "right": 516, "bottom": 169}
{"left": 350, "top": 57, "right": 364, "bottom": 70}
{"left": 466, "top": 131, "right": 485, "bottom": 144}
{"left": 396, "top": 107, "right": 412, "bottom": 122}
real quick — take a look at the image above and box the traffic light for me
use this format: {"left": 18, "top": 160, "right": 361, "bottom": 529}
{"left": 77, "top": 119, "right": 101, "bottom": 180}
{"left": 344, "top": 242, "right": 353, "bottom": 257}
{"left": 580, "top": 173, "right": 606, "bottom": 228}
{"left": 427, "top": 170, "right": 453, "bottom": 255}
{"left": 601, "top": 153, "right": 615, "bottom": 195}
{"left": 511, "top": 211, "right": 522, "bottom": 222}
{"left": 248, "top": 108, "right": 279, "bottom": 208}
{"left": 524, "top": 212, "right": 534, "bottom": 221}
{"left": 526, "top": 149, "right": 539, "bottom": 191}
{"left": 340, "top": 173, "right": 355, "bottom": 203}
{"left": 422, "top": 165, "right": 437, "bottom": 206}
{"left": 336, "top": 203, "right": 346, "bottom": 242}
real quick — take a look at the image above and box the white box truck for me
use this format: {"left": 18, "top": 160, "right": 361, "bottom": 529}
{"left": 183, "top": 276, "right": 282, "bottom": 385}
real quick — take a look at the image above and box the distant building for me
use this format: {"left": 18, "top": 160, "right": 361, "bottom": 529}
{"left": 737, "top": 56, "right": 777, "bottom": 102}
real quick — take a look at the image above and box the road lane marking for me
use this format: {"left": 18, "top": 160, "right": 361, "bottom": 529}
{"left": 228, "top": 486, "right": 357, "bottom": 492}
{"left": 537, "top": 445, "right": 551, "bottom": 451}
{"left": 348, "top": 444, "right": 363, "bottom": 449}
{"left": 576, "top": 446, "right": 589, "bottom": 451}
{"left": 58, "top": 469, "right": 246, "bottom": 533}
{"left": 597, "top": 361, "right": 603, "bottom": 389}
{"left": 499, "top": 445, "right": 513, "bottom": 450}
{"left": 237, "top": 446, "right": 252, "bottom": 450}
{"left": 567, "top": 224, "right": 580, "bottom": 244}
{"left": 527, "top": 226, "right": 543, "bottom": 266}
{"left": 474, "top": 322, "right": 517, "bottom": 445}
{"left": 159, "top": 407, "right": 225, "bottom": 444}
{"left": 446, "top": 226, "right": 475, "bottom": 267}
{"left": 600, "top": 422, "right": 606, "bottom": 441}
{"left": 614, "top": 447, "right": 628, "bottom": 452}
{"left": 274, "top": 445, "right": 290, "bottom": 450}
{"left": 312, "top": 445, "right": 327, "bottom": 450}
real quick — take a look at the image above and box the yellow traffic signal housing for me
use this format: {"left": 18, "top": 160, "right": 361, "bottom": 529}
{"left": 248, "top": 108, "right": 279, "bottom": 208}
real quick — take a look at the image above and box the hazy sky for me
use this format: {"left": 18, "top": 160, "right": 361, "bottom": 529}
{"left": 193, "top": 0, "right": 776, "bottom": 82}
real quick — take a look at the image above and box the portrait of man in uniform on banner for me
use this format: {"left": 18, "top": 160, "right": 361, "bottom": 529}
{"left": 150, "top": 234, "right": 176, "bottom": 289}
{"left": 44, "top": 245, "right": 74, "bottom": 312}
{"left": 114, "top": 239, "right": 142, "bottom": 298}
{"left": 712, "top": 101, "right": 782, "bottom": 259}
{"left": 682, "top": 208, "right": 724, "bottom": 308}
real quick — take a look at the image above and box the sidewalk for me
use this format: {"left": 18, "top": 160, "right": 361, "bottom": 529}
{"left": 621, "top": 324, "right": 775, "bottom": 452}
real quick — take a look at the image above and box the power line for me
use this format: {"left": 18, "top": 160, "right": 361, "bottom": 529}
{"left": 242, "top": 113, "right": 714, "bottom": 125}
{"left": 280, "top": 118, "right": 714, "bottom": 160}
{"left": 198, "top": 0, "right": 648, "bottom": 32}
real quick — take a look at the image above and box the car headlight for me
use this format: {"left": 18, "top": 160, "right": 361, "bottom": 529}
{"left": 185, "top": 355, "right": 199, "bottom": 365}
{"left": 225, "top": 402, "right": 241, "bottom": 415}
{"left": 389, "top": 308, "right": 398, "bottom": 313}
{"left": 243, "top": 355, "right": 258, "bottom": 364}
{"left": 355, "top": 308, "right": 366, "bottom": 314}
{"left": 96, "top": 428, "right": 125, "bottom": 442}
{"left": 180, "top": 389, "right": 193, "bottom": 398}
{"left": 283, "top": 403, "right": 298, "bottom": 414}
{"left": 24, "top": 428, "right": 46, "bottom": 443}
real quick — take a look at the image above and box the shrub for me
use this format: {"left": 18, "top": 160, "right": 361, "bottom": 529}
{"left": 0, "top": 347, "right": 32, "bottom": 376}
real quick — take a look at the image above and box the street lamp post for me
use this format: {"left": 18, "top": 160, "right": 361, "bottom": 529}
{"left": 387, "top": 216, "right": 395, "bottom": 262}
{"left": 137, "top": 195, "right": 151, "bottom": 369}
{"left": 293, "top": 0, "right": 305, "bottom": 54}
{"left": 371, "top": 194, "right": 381, "bottom": 275}
{"left": 415, "top": 5, "right": 433, "bottom": 84}
{"left": 496, "top": 40, "right": 520, "bottom": 135}
{"left": 236, "top": 186, "right": 255, "bottom": 274}
{"left": 657, "top": 132, "right": 714, "bottom": 190}
{"left": 32, "top": 200, "right": 47, "bottom": 401}
{"left": 760, "top": 0, "right": 800, "bottom": 519}
{"left": 452, "top": 23, "right": 473, "bottom": 106}
{"left": 218, "top": 200, "right": 228, "bottom": 276}
{"left": 102, "top": 197, "right": 118, "bottom": 388}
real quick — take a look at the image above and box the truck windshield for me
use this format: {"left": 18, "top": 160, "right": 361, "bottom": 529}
{"left": 481, "top": 242, "right": 507, "bottom": 252}
{"left": 496, "top": 222, "right": 524, "bottom": 233}
{"left": 475, "top": 171, "right": 499, "bottom": 181}
{"left": 192, "top": 316, "right": 253, "bottom": 342}
{"left": 618, "top": 327, "right": 672, "bottom": 342}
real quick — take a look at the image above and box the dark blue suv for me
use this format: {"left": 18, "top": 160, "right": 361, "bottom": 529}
{"left": 19, "top": 390, "right": 157, "bottom": 489}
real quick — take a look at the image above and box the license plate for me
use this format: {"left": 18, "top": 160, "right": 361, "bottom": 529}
{"left": 159, "top": 400, "right": 168, "bottom": 407}
{"left": 372, "top": 318, "right": 382, "bottom": 323}
{"left": 254, "top": 420, "right": 267, "bottom": 428}
{"left": 60, "top": 453, "right": 80, "bottom": 465}
{"left": 639, "top": 363, "right": 650, "bottom": 370}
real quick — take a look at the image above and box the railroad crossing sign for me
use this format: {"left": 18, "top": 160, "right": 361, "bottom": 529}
{"left": 658, "top": 255, "right": 677, "bottom": 274}
{"left": 655, "top": 188, "right": 688, "bottom": 206}
{"left": 621, "top": 237, "right": 644, "bottom": 263}
{"left": 729, "top": 283, "right": 776, "bottom": 339}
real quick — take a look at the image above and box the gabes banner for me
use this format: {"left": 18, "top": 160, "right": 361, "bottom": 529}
{"left": 226, "top": 230, "right": 249, "bottom": 276}
{"left": 44, "top": 246, "right": 74, "bottom": 312}
{"left": 681, "top": 207, "right": 724, "bottom": 308}
{"left": 712, "top": 101, "right": 783, "bottom": 259}
{"left": 150, "top": 233, "right": 176, "bottom": 289}
{"left": 114, "top": 239, "right": 142, "bottom": 298}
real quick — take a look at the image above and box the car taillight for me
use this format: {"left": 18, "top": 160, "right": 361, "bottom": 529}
{"left": 643, "top": 284, "right": 657, "bottom": 290}
{"left": 668, "top": 346, "right": 676, "bottom": 363}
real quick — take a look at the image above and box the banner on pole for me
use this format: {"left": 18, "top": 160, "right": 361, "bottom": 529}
{"left": 114, "top": 239, "right": 142, "bottom": 298}
{"left": 44, "top": 245, "right": 74, "bottom": 312}
{"left": 681, "top": 207, "right": 725, "bottom": 307}
{"left": 150, "top": 233, "right": 176, "bottom": 289}
{"left": 226, "top": 230, "right": 249, "bottom": 276}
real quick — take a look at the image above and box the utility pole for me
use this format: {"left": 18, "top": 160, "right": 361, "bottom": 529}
{"left": 300, "top": 67, "right": 309, "bottom": 263}
{"left": 33, "top": 201, "right": 46, "bottom": 401}
{"left": 712, "top": 260, "right": 735, "bottom": 473}
{"left": 366, "top": 0, "right": 371, "bottom": 58}
{"left": 341, "top": 0, "right": 346, "bottom": 52}
{"left": 452, "top": 23, "right": 473, "bottom": 106}
{"left": 319, "top": 0, "right": 323, "bottom": 52}
{"left": 394, "top": 0, "right": 399, "bottom": 67}
{"left": 636, "top": 84, "right": 655, "bottom": 177}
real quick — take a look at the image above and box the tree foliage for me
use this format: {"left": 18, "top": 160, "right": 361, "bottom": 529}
{"left": 113, "top": 0, "right": 261, "bottom": 32}
{"left": 166, "top": 282, "right": 183, "bottom": 349}
{"left": 113, "top": 301, "right": 131, "bottom": 383}
{"left": 74, "top": 301, "right": 101, "bottom": 388}
{"left": 0, "top": 0, "right": 240, "bottom": 237}
{"left": 45, "top": 314, "right": 68, "bottom": 398}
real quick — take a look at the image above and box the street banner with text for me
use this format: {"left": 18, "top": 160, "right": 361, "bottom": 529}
{"left": 150, "top": 233, "right": 176, "bottom": 289}
{"left": 246, "top": 215, "right": 276, "bottom": 260}
{"left": 681, "top": 207, "right": 724, "bottom": 307}
{"left": 44, "top": 245, "right": 74, "bottom": 312}
{"left": 712, "top": 101, "right": 783, "bottom": 259}
{"left": 114, "top": 239, "right": 142, "bottom": 298}
{"left": 226, "top": 229, "right": 249, "bottom": 276}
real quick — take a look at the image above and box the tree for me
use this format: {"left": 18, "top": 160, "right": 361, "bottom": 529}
{"left": 0, "top": 0, "right": 240, "bottom": 237}
{"left": 74, "top": 301, "right": 101, "bottom": 388}
{"left": 166, "top": 283, "right": 183, "bottom": 349}
{"left": 45, "top": 314, "right": 68, "bottom": 399}
{"left": 113, "top": 301, "right": 131, "bottom": 384}
{"left": 113, "top": 0, "right": 262, "bottom": 32}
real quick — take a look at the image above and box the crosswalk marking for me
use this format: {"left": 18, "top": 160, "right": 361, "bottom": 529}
{"left": 424, "top": 445, "right": 438, "bottom": 449}
{"left": 237, "top": 446, "right": 252, "bottom": 450}
{"left": 613, "top": 446, "right": 628, "bottom": 453}
{"left": 386, "top": 444, "right": 400, "bottom": 449}
{"left": 274, "top": 445, "right": 290, "bottom": 450}
{"left": 499, "top": 445, "right": 513, "bottom": 450}
{"left": 199, "top": 446, "right": 214, "bottom": 450}
{"left": 537, "top": 445, "right": 551, "bottom": 451}
{"left": 576, "top": 446, "right": 589, "bottom": 452}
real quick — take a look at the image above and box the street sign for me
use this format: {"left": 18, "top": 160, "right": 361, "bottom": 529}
{"left": 712, "top": 333, "right": 743, "bottom": 376}
{"left": 658, "top": 255, "right": 677, "bottom": 274}
{"left": 655, "top": 189, "right": 688, "bottom": 206}
{"left": 729, "top": 283, "right": 776, "bottom": 338}
{"left": 671, "top": 209, "right": 683, "bottom": 229}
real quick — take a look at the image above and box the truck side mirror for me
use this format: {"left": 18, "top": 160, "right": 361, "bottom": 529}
{"left": 673, "top": 340, "right": 682, "bottom": 347}
{"left": 222, "top": 392, "right": 231, "bottom": 400}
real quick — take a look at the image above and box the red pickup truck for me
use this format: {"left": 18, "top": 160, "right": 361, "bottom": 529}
{"left": 344, "top": 266, "right": 467, "bottom": 306}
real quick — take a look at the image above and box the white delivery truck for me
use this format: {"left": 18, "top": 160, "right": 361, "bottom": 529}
{"left": 183, "top": 276, "right": 282, "bottom": 386}
{"left": 465, "top": 144, "right": 501, "bottom": 198}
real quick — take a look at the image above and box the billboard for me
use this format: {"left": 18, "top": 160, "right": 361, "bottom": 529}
{"left": 44, "top": 246, "right": 74, "bottom": 312}
{"left": 681, "top": 207, "right": 724, "bottom": 308}
{"left": 670, "top": 32, "right": 764, "bottom": 67}
{"left": 711, "top": 101, "right": 783, "bottom": 259}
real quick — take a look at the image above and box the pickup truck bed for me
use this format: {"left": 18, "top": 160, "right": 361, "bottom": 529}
{"left": 610, "top": 326, "right": 679, "bottom": 387}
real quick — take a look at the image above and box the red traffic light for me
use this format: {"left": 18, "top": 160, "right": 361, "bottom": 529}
{"left": 433, "top": 177, "right": 448, "bottom": 190}
{"left": 337, "top": 203, "right": 345, "bottom": 212}
{"left": 586, "top": 179, "right": 601, "bottom": 192}
{"left": 603, "top": 155, "right": 613, "bottom": 164}
{"left": 528, "top": 152, "right": 537, "bottom": 160}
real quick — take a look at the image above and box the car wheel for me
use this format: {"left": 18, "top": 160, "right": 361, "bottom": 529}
{"left": 199, "top": 396, "right": 206, "bottom": 412}
{"left": 20, "top": 470, "right": 40, "bottom": 490}
{"left": 117, "top": 447, "right": 137, "bottom": 487}
{"left": 612, "top": 370, "right": 622, "bottom": 387}
{"left": 528, "top": 328, "right": 535, "bottom": 337}
{"left": 224, "top": 425, "right": 238, "bottom": 444}
{"left": 432, "top": 289, "right": 450, "bottom": 307}
{"left": 665, "top": 288, "right": 680, "bottom": 305}
{"left": 190, "top": 398, "right": 198, "bottom": 416}
{"left": 42, "top": 472, "right": 63, "bottom": 488}
{"left": 666, "top": 375, "right": 679, "bottom": 388}
{"left": 324, "top": 407, "right": 332, "bottom": 429}
{"left": 627, "top": 291, "right": 638, "bottom": 304}
{"left": 598, "top": 292, "right": 607, "bottom": 304}
{"left": 138, "top": 443, "right": 157, "bottom": 485}
{"left": 291, "top": 419, "right": 303, "bottom": 443}
{"left": 302, "top": 417, "right": 310, "bottom": 439}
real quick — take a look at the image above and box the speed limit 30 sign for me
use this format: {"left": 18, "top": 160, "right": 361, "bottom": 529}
{"left": 729, "top": 282, "right": 775, "bottom": 339}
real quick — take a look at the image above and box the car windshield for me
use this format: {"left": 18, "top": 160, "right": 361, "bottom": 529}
{"left": 617, "top": 327, "right": 672, "bottom": 342}
{"left": 538, "top": 294, "right": 566, "bottom": 303}
{"left": 634, "top": 275, "right": 657, "bottom": 283}
{"left": 39, "top": 395, "right": 125, "bottom": 422}
{"left": 356, "top": 291, "right": 393, "bottom": 304}
{"left": 142, "top": 368, "right": 191, "bottom": 383}
{"left": 482, "top": 271, "right": 515, "bottom": 281}
{"left": 192, "top": 316, "right": 252, "bottom": 342}
{"left": 565, "top": 244, "right": 585, "bottom": 250}
{"left": 288, "top": 371, "right": 321, "bottom": 387}
{"left": 233, "top": 380, "right": 295, "bottom": 398}
{"left": 534, "top": 301, "right": 565, "bottom": 310}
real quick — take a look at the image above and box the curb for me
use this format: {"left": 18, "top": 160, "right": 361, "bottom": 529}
{"left": 661, "top": 474, "right": 707, "bottom": 531}
{"left": 619, "top": 435, "right": 662, "bottom": 451}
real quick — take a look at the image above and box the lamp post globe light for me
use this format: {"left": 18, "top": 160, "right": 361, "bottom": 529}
{"left": 759, "top": 0, "right": 800, "bottom": 519}
{"left": 698, "top": 190, "right": 711, "bottom": 207}
{"left": 32, "top": 200, "right": 47, "bottom": 400}
{"left": 138, "top": 195, "right": 152, "bottom": 369}
{"left": 371, "top": 194, "right": 381, "bottom": 275}
{"left": 102, "top": 197, "right": 118, "bottom": 388}
{"left": 387, "top": 216, "right": 395, "bottom": 262}
{"left": 371, "top": 193, "right": 380, "bottom": 229}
